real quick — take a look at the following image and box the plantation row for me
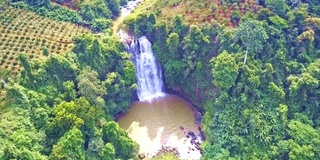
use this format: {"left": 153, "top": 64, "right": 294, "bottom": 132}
{"left": 0, "top": 7, "right": 90, "bottom": 76}
{"left": 134, "top": 0, "right": 258, "bottom": 27}
{"left": 182, "top": 0, "right": 258, "bottom": 26}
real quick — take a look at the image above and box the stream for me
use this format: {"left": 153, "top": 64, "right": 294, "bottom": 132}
{"left": 115, "top": 1, "right": 203, "bottom": 159}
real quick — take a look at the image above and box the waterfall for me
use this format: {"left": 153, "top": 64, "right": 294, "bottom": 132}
{"left": 127, "top": 36, "right": 165, "bottom": 101}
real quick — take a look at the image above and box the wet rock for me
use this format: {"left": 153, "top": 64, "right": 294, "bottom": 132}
{"left": 187, "top": 131, "right": 199, "bottom": 143}
{"left": 153, "top": 146, "right": 180, "bottom": 158}
{"left": 188, "top": 131, "right": 197, "bottom": 140}
{"left": 138, "top": 153, "right": 146, "bottom": 159}
{"left": 188, "top": 131, "right": 195, "bottom": 136}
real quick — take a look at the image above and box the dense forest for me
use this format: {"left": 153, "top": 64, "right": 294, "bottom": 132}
{"left": 0, "top": 0, "right": 139, "bottom": 159}
{"left": 1, "top": 0, "right": 320, "bottom": 159}
{"left": 125, "top": 0, "right": 320, "bottom": 159}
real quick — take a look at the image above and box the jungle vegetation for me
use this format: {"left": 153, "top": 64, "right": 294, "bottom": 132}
{"left": 1, "top": 0, "right": 320, "bottom": 159}
{"left": 0, "top": 0, "right": 138, "bottom": 159}
{"left": 124, "top": 0, "right": 320, "bottom": 159}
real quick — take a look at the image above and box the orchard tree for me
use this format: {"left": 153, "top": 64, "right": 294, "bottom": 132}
{"left": 25, "top": 0, "right": 50, "bottom": 6}
{"left": 235, "top": 19, "right": 268, "bottom": 64}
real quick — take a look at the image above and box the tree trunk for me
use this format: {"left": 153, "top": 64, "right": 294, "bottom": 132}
{"left": 244, "top": 47, "right": 248, "bottom": 64}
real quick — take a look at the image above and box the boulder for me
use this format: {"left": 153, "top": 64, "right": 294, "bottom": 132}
{"left": 138, "top": 153, "right": 146, "bottom": 159}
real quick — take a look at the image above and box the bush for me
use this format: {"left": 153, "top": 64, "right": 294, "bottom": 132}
{"left": 231, "top": 11, "right": 241, "bottom": 21}
{"left": 43, "top": 47, "right": 49, "bottom": 56}
{"left": 92, "top": 18, "right": 112, "bottom": 32}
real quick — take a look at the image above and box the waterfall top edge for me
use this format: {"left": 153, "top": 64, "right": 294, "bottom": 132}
{"left": 139, "top": 93, "right": 166, "bottom": 102}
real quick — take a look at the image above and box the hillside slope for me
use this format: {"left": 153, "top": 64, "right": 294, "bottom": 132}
{"left": 0, "top": 7, "right": 89, "bottom": 76}
{"left": 125, "top": 0, "right": 320, "bottom": 159}
{"left": 132, "top": 0, "right": 258, "bottom": 27}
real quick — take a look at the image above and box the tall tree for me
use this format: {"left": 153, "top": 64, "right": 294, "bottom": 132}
{"left": 235, "top": 19, "right": 268, "bottom": 64}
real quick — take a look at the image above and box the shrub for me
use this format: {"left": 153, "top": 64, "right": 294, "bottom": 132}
{"left": 92, "top": 18, "right": 112, "bottom": 32}
{"left": 43, "top": 47, "right": 49, "bottom": 56}
{"left": 231, "top": 11, "right": 241, "bottom": 21}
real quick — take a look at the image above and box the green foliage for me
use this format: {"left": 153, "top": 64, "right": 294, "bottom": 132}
{"left": 19, "top": 53, "right": 32, "bottom": 76}
{"left": 10, "top": 0, "right": 122, "bottom": 31}
{"left": 2, "top": 0, "right": 320, "bottom": 160}
{"left": 102, "top": 121, "right": 139, "bottom": 159}
{"left": 0, "top": 108, "right": 46, "bottom": 159}
{"left": 266, "top": 0, "right": 287, "bottom": 17}
{"left": 62, "top": 81, "right": 76, "bottom": 102}
{"left": 122, "top": 59, "right": 136, "bottom": 85}
{"left": 182, "top": 25, "right": 210, "bottom": 76}
{"left": 11, "top": 1, "right": 81, "bottom": 23}
{"left": 279, "top": 120, "right": 320, "bottom": 159}
{"left": 235, "top": 18, "right": 268, "bottom": 64}
{"left": 50, "top": 127, "right": 85, "bottom": 160}
{"left": 79, "top": 0, "right": 112, "bottom": 27}
{"left": 49, "top": 97, "right": 104, "bottom": 138}
{"left": 5, "top": 82, "right": 31, "bottom": 108}
{"left": 73, "top": 34, "right": 136, "bottom": 116}
{"left": 211, "top": 51, "right": 239, "bottom": 91}
{"left": 0, "top": 3, "right": 138, "bottom": 159}
{"left": 106, "top": 0, "right": 121, "bottom": 18}
{"left": 124, "top": 1, "right": 320, "bottom": 159}
{"left": 25, "top": 0, "right": 49, "bottom": 7}
{"left": 134, "top": 13, "right": 156, "bottom": 38}
{"left": 100, "top": 143, "right": 116, "bottom": 160}
{"left": 92, "top": 18, "right": 112, "bottom": 32}
{"left": 173, "top": 15, "right": 188, "bottom": 39}
{"left": 73, "top": 35, "right": 109, "bottom": 76}
{"left": 167, "top": 32, "right": 180, "bottom": 58}
{"left": 77, "top": 67, "right": 106, "bottom": 105}
{"left": 268, "top": 15, "right": 288, "bottom": 30}
{"left": 42, "top": 47, "right": 49, "bottom": 56}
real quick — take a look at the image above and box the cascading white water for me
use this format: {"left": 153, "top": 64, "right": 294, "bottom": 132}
{"left": 127, "top": 36, "right": 165, "bottom": 101}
